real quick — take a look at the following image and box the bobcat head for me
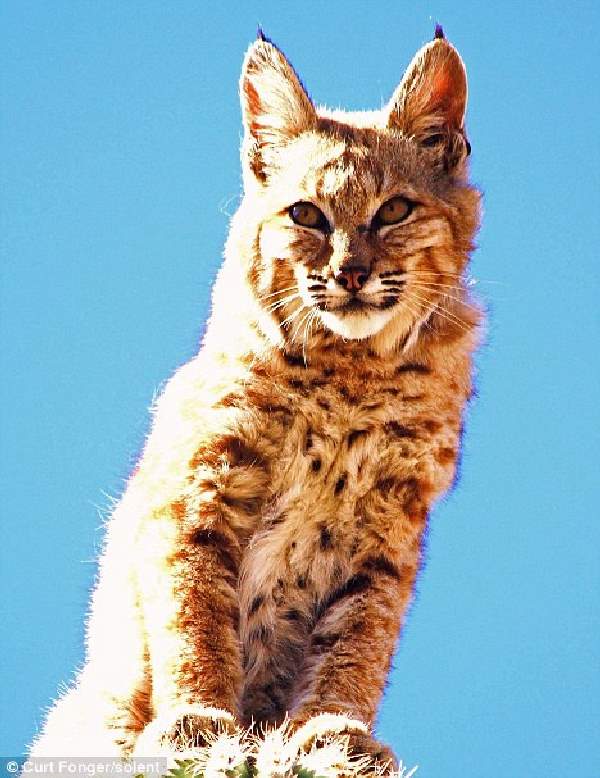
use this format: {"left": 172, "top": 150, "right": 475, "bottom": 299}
{"left": 225, "top": 29, "right": 479, "bottom": 354}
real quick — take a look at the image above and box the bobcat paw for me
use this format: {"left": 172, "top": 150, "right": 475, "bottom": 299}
{"left": 289, "top": 712, "right": 369, "bottom": 750}
{"left": 289, "top": 714, "right": 397, "bottom": 774}
{"left": 133, "top": 705, "right": 236, "bottom": 756}
{"left": 345, "top": 731, "right": 398, "bottom": 773}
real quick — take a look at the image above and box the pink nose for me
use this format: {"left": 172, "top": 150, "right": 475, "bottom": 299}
{"left": 336, "top": 267, "right": 369, "bottom": 291}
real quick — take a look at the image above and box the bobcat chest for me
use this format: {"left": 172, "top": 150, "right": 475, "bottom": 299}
{"left": 238, "top": 374, "right": 427, "bottom": 604}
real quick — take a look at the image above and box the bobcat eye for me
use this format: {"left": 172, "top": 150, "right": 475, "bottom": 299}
{"left": 289, "top": 202, "right": 329, "bottom": 231}
{"left": 421, "top": 133, "right": 446, "bottom": 148}
{"left": 374, "top": 196, "right": 413, "bottom": 227}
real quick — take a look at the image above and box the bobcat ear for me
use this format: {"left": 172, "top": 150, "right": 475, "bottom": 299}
{"left": 387, "top": 32, "right": 470, "bottom": 166}
{"left": 240, "top": 33, "right": 316, "bottom": 181}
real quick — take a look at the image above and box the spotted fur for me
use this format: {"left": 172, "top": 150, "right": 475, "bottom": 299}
{"left": 30, "top": 31, "right": 482, "bottom": 771}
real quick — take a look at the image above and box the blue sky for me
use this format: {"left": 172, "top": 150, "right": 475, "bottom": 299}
{"left": 1, "top": 1, "right": 599, "bottom": 775}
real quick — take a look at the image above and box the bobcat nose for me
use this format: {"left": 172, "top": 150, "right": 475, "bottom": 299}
{"left": 335, "top": 266, "right": 370, "bottom": 291}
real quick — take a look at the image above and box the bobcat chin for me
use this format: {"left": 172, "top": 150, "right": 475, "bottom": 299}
{"left": 31, "top": 28, "right": 481, "bottom": 773}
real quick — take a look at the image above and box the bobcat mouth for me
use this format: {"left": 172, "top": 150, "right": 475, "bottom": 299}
{"left": 326, "top": 297, "right": 400, "bottom": 314}
{"left": 338, "top": 299, "right": 372, "bottom": 313}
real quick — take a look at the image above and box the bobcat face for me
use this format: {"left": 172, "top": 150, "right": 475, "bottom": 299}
{"left": 291, "top": 145, "right": 463, "bottom": 339}
{"left": 254, "top": 129, "right": 472, "bottom": 341}
{"left": 238, "top": 33, "right": 478, "bottom": 348}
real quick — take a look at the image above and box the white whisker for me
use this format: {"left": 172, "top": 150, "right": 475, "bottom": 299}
{"left": 401, "top": 295, "right": 425, "bottom": 322}
{"left": 404, "top": 290, "right": 471, "bottom": 333}
{"left": 302, "top": 310, "right": 318, "bottom": 365}
{"left": 411, "top": 284, "right": 483, "bottom": 315}
{"left": 280, "top": 305, "right": 305, "bottom": 329}
{"left": 258, "top": 286, "right": 300, "bottom": 301}
{"left": 265, "top": 293, "right": 302, "bottom": 313}
{"left": 407, "top": 270, "right": 506, "bottom": 286}
{"left": 291, "top": 309, "right": 313, "bottom": 344}
{"left": 401, "top": 295, "right": 435, "bottom": 351}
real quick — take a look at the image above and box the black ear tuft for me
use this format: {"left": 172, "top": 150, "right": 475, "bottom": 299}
{"left": 434, "top": 23, "right": 445, "bottom": 40}
{"left": 256, "top": 27, "right": 280, "bottom": 49}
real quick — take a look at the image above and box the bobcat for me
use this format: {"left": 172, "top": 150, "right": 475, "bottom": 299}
{"left": 31, "top": 27, "right": 481, "bottom": 771}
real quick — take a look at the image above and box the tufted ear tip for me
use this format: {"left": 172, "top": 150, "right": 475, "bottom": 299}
{"left": 434, "top": 23, "right": 445, "bottom": 40}
{"left": 256, "top": 27, "right": 274, "bottom": 44}
{"left": 250, "top": 28, "right": 284, "bottom": 59}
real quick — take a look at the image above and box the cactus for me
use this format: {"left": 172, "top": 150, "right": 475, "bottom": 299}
{"left": 149, "top": 723, "right": 417, "bottom": 778}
